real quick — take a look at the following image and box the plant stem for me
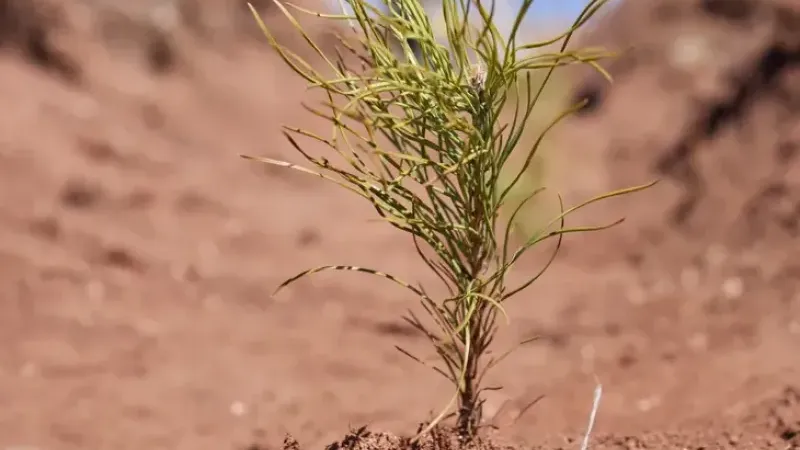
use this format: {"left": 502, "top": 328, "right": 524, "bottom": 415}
{"left": 457, "top": 317, "right": 483, "bottom": 440}
{"left": 457, "top": 178, "right": 492, "bottom": 439}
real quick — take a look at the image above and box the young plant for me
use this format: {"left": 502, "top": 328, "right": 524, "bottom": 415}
{"left": 244, "top": 0, "right": 653, "bottom": 441}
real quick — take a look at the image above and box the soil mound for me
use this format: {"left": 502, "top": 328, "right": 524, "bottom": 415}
{"left": 0, "top": 0, "right": 334, "bottom": 81}
{"left": 555, "top": 0, "right": 800, "bottom": 269}
{"left": 268, "top": 426, "right": 514, "bottom": 450}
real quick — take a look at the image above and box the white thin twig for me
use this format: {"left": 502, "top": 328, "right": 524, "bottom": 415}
{"left": 579, "top": 379, "right": 603, "bottom": 450}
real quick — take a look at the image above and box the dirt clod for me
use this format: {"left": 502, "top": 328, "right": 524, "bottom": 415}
{"left": 59, "top": 179, "right": 104, "bottom": 209}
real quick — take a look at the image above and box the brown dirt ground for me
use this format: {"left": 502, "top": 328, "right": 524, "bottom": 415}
{"left": 0, "top": 0, "right": 798, "bottom": 449}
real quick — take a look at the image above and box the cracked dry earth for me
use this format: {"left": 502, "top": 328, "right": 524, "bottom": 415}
{"left": 0, "top": 0, "right": 798, "bottom": 449}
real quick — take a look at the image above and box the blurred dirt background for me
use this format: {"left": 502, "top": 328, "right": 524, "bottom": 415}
{"left": 0, "top": 0, "right": 797, "bottom": 449}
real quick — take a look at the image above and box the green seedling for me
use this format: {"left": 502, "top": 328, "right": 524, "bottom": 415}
{"left": 244, "top": 0, "right": 654, "bottom": 442}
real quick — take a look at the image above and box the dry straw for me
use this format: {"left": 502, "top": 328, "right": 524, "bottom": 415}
{"left": 244, "top": 0, "right": 653, "bottom": 442}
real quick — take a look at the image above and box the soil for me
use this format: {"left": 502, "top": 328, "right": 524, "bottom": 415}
{"left": 0, "top": 0, "right": 798, "bottom": 450}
